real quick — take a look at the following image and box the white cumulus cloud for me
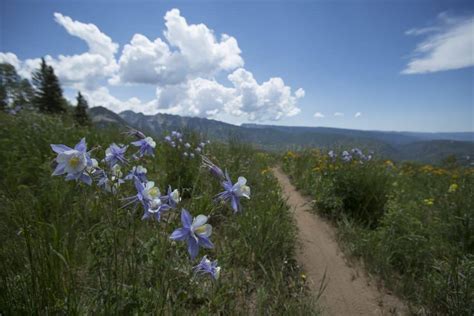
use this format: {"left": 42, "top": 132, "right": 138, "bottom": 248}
{"left": 402, "top": 13, "right": 474, "bottom": 74}
{"left": 227, "top": 68, "right": 302, "bottom": 121}
{"left": 112, "top": 8, "right": 243, "bottom": 86}
{"left": 355, "top": 112, "right": 362, "bottom": 118}
{"left": 334, "top": 112, "right": 344, "bottom": 117}
{"left": 53, "top": 13, "right": 118, "bottom": 62}
{"left": 153, "top": 68, "right": 303, "bottom": 121}
{"left": 49, "top": 13, "right": 119, "bottom": 88}
{"left": 1, "top": 14, "right": 120, "bottom": 89}
{"left": 314, "top": 112, "right": 325, "bottom": 118}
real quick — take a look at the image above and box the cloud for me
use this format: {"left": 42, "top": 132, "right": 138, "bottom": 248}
{"left": 155, "top": 77, "right": 234, "bottom": 117}
{"left": 0, "top": 14, "right": 120, "bottom": 89}
{"left": 313, "top": 112, "right": 325, "bottom": 118}
{"left": 334, "top": 112, "right": 344, "bottom": 117}
{"left": 227, "top": 68, "right": 302, "bottom": 121}
{"left": 53, "top": 13, "right": 118, "bottom": 62}
{"left": 81, "top": 87, "right": 157, "bottom": 114}
{"left": 111, "top": 34, "right": 171, "bottom": 85}
{"left": 295, "top": 88, "right": 305, "bottom": 98}
{"left": 402, "top": 14, "right": 474, "bottom": 74}
{"left": 1, "top": 9, "right": 303, "bottom": 122}
{"left": 355, "top": 112, "right": 362, "bottom": 118}
{"left": 49, "top": 13, "right": 119, "bottom": 87}
{"left": 112, "top": 8, "right": 243, "bottom": 85}
{"left": 154, "top": 68, "right": 303, "bottom": 121}
{"left": 0, "top": 52, "right": 20, "bottom": 69}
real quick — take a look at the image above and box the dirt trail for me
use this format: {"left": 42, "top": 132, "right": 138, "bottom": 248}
{"left": 272, "top": 167, "right": 407, "bottom": 316}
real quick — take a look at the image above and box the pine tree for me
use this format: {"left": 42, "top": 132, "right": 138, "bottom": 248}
{"left": 0, "top": 62, "right": 35, "bottom": 110}
{"left": 74, "top": 91, "right": 90, "bottom": 126}
{"left": 32, "top": 58, "right": 67, "bottom": 113}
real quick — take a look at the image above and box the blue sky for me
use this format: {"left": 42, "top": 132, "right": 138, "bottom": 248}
{"left": 1, "top": 0, "right": 473, "bottom": 132}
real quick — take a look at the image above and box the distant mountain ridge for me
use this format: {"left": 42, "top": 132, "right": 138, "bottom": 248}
{"left": 242, "top": 124, "right": 474, "bottom": 144}
{"left": 89, "top": 106, "right": 474, "bottom": 165}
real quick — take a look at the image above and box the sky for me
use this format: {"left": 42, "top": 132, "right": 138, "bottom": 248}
{"left": 1, "top": 0, "right": 473, "bottom": 132}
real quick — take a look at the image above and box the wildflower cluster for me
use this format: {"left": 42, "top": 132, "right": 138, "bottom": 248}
{"left": 328, "top": 148, "right": 373, "bottom": 163}
{"left": 50, "top": 131, "right": 251, "bottom": 281}
{"left": 164, "top": 130, "right": 209, "bottom": 159}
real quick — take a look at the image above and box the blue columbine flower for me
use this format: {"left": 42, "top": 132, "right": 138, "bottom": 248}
{"left": 194, "top": 256, "right": 221, "bottom": 280}
{"left": 215, "top": 173, "right": 251, "bottom": 213}
{"left": 142, "top": 197, "right": 171, "bottom": 221}
{"left": 124, "top": 128, "right": 146, "bottom": 140}
{"left": 131, "top": 136, "right": 156, "bottom": 157}
{"left": 170, "top": 209, "right": 214, "bottom": 260}
{"left": 134, "top": 180, "right": 160, "bottom": 207}
{"left": 160, "top": 186, "right": 181, "bottom": 209}
{"left": 130, "top": 180, "right": 170, "bottom": 220}
{"left": 351, "top": 148, "right": 365, "bottom": 159}
{"left": 342, "top": 150, "right": 352, "bottom": 162}
{"left": 125, "top": 165, "right": 148, "bottom": 182}
{"left": 171, "top": 131, "right": 182, "bottom": 139}
{"left": 202, "top": 156, "right": 226, "bottom": 180}
{"left": 97, "top": 165, "right": 124, "bottom": 194}
{"left": 105, "top": 143, "right": 128, "bottom": 166}
{"left": 328, "top": 150, "right": 336, "bottom": 159}
{"left": 50, "top": 138, "right": 94, "bottom": 185}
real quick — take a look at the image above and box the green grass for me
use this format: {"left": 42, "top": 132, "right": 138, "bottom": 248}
{"left": 0, "top": 111, "right": 317, "bottom": 314}
{"left": 283, "top": 149, "right": 474, "bottom": 315}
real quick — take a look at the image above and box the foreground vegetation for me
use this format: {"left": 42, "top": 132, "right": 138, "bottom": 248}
{"left": 0, "top": 110, "right": 316, "bottom": 314}
{"left": 283, "top": 149, "right": 473, "bottom": 315}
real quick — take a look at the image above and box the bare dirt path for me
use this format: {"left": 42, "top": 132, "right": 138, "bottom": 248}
{"left": 272, "top": 167, "right": 407, "bottom": 316}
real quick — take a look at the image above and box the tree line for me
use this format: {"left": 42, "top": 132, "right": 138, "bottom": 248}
{"left": 0, "top": 58, "right": 90, "bottom": 126}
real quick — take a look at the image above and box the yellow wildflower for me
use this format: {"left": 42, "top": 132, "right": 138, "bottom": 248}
{"left": 448, "top": 183, "right": 458, "bottom": 193}
{"left": 423, "top": 198, "right": 434, "bottom": 206}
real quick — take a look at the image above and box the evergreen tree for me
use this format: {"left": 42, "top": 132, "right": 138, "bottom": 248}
{"left": 0, "top": 63, "right": 35, "bottom": 110}
{"left": 32, "top": 58, "right": 66, "bottom": 113}
{"left": 74, "top": 91, "right": 90, "bottom": 126}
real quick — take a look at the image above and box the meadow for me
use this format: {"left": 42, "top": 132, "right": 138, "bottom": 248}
{"left": 0, "top": 110, "right": 316, "bottom": 314}
{"left": 282, "top": 149, "right": 474, "bottom": 315}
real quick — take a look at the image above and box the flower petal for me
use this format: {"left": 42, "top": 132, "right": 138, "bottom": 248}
{"left": 231, "top": 196, "right": 240, "bottom": 213}
{"left": 50, "top": 144, "right": 72, "bottom": 154}
{"left": 237, "top": 176, "right": 247, "bottom": 186}
{"left": 196, "top": 224, "right": 212, "bottom": 238}
{"left": 142, "top": 211, "right": 151, "bottom": 220}
{"left": 198, "top": 236, "right": 214, "bottom": 249}
{"left": 74, "top": 138, "right": 87, "bottom": 152}
{"left": 187, "top": 236, "right": 199, "bottom": 260}
{"left": 192, "top": 215, "right": 208, "bottom": 228}
{"left": 79, "top": 173, "right": 92, "bottom": 186}
{"left": 52, "top": 163, "right": 66, "bottom": 176}
{"left": 181, "top": 209, "right": 192, "bottom": 228}
{"left": 170, "top": 228, "right": 189, "bottom": 241}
